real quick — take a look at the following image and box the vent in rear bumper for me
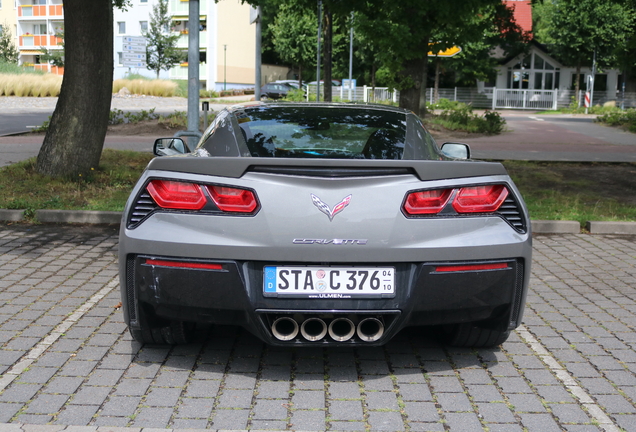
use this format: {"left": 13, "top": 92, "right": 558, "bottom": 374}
{"left": 127, "top": 191, "right": 159, "bottom": 229}
{"left": 497, "top": 195, "right": 527, "bottom": 233}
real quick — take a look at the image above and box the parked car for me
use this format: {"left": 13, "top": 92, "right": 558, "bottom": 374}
{"left": 260, "top": 82, "right": 295, "bottom": 99}
{"left": 119, "top": 102, "right": 532, "bottom": 347}
{"left": 307, "top": 79, "right": 342, "bottom": 86}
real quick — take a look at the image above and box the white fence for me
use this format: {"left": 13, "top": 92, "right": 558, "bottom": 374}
{"left": 305, "top": 85, "right": 636, "bottom": 111}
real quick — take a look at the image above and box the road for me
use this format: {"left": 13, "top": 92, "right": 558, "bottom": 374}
{"left": 462, "top": 112, "right": 636, "bottom": 162}
{"left": 0, "top": 225, "right": 633, "bottom": 431}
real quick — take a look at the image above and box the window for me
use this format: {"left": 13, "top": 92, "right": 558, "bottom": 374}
{"left": 140, "top": 0, "right": 148, "bottom": 2}
{"left": 33, "top": 0, "right": 46, "bottom": 4}
{"left": 33, "top": 24, "right": 47, "bottom": 34}
{"left": 118, "top": 52, "right": 123, "bottom": 65}
{"left": 140, "top": 21, "right": 148, "bottom": 32}
{"left": 118, "top": 22, "right": 125, "bottom": 34}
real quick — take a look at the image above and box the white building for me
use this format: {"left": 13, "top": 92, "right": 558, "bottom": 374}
{"left": 14, "top": 0, "right": 64, "bottom": 74}
{"left": 114, "top": 0, "right": 256, "bottom": 91}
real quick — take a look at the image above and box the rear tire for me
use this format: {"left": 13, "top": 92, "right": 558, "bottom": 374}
{"left": 129, "top": 304, "right": 195, "bottom": 345}
{"left": 443, "top": 323, "right": 510, "bottom": 348}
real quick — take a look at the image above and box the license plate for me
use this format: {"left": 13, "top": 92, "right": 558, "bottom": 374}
{"left": 263, "top": 266, "right": 395, "bottom": 298}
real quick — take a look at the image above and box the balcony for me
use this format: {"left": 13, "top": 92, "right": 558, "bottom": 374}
{"left": 19, "top": 34, "right": 62, "bottom": 48}
{"left": 169, "top": 62, "right": 207, "bottom": 80}
{"left": 169, "top": 0, "right": 208, "bottom": 16}
{"left": 175, "top": 31, "right": 207, "bottom": 49}
{"left": 18, "top": 4, "right": 63, "bottom": 18}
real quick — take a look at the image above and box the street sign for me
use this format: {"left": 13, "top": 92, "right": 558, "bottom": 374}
{"left": 428, "top": 45, "right": 462, "bottom": 57}
{"left": 122, "top": 36, "right": 147, "bottom": 68}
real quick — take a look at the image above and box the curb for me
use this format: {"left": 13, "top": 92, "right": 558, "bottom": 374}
{"left": 0, "top": 210, "right": 635, "bottom": 235}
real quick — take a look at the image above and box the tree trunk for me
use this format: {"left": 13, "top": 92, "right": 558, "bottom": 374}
{"left": 298, "top": 64, "right": 303, "bottom": 89}
{"left": 323, "top": 7, "right": 332, "bottom": 102}
{"left": 575, "top": 62, "right": 581, "bottom": 104}
{"left": 398, "top": 56, "right": 428, "bottom": 117}
{"left": 36, "top": 0, "right": 113, "bottom": 178}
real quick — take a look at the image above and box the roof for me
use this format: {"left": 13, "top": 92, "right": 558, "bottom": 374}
{"left": 504, "top": 0, "right": 533, "bottom": 34}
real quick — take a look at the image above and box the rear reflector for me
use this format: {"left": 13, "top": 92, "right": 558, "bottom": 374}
{"left": 147, "top": 180, "right": 206, "bottom": 210}
{"left": 205, "top": 185, "right": 258, "bottom": 213}
{"left": 403, "top": 188, "right": 453, "bottom": 215}
{"left": 145, "top": 259, "right": 223, "bottom": 270}
{"left": 435, "top": 262, "right": 508, "bottom": 272}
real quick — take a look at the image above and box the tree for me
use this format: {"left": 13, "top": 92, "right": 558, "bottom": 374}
{"left": 269, "top": 3, "right": 317, "bottom": 87}
{"left": 534, "top": 0, "right": 634, "bottom": 95}
{"left": 36, "top": 0, "right": 128, "bottom": 179}
{"left": 144, "top": 0, "right": 184, "bottom": 79}
{"left": 0, "top": 22, "right": 19, "bottom": 64}
{"left": 353, "top": 0, "right": 508, "bottom": 116}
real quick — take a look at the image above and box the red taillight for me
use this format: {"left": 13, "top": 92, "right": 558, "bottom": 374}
{"left": 147, "top": 180, "right": 206, "bottom": 210}
{"left": 435, "top": 262, "right": 509, "bottom": 272}
{"left": 206, "top": 185, "right": 258, "bottom": 213}
{"left": 403, "top": 189, "right": 453, "bottom": 215}
{"left": 146, "top": 259, "right": 223, "bottom": 270}
{"left": 452, "top": 185, "right": 508, "bottom": 213}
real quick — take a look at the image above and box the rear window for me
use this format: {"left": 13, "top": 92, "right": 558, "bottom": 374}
{"left": 197, "top": 105, "right": 440, "bottom": 160}
{"left": 236, "top": 106, "right": 427, "bottom": 159}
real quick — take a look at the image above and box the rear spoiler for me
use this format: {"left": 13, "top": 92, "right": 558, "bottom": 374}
{"left": 147, "top": 157, "right": 508, "bottom": 182}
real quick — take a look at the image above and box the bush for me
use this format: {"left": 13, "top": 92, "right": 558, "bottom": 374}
{"left": 112, "top": 78, "right": 178, "bottom": 97}
{"left": 283, "top": 89, "right": 307, "bottom": 102}
{"left": 596, "top": 108, "right": 636, "bottom": 132}
{"left": 428, "top": 98, "right": 465, "bottom": 111}
{"left": 430, "top": 104, "right": 506, "bottom": 134}
{"left": 0, "top": 72, "right": 61, "bottom": 96}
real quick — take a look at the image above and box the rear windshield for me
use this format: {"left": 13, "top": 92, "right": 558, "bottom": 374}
{"left": 234, "top": 106, "right": 430, "bottom": 159}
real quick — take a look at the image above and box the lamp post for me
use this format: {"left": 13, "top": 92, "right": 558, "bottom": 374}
{"left": 224, "top": 44, "right": 227, "bottom": 91}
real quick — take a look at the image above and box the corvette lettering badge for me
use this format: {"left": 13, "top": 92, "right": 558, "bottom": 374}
{"left": 311, "top": 194, "right": 351, "bottom": 221}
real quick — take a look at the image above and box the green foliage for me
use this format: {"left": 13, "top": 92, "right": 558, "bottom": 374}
{"left": 428, "top": 98, "right": 463, "bottom": 110}
{"left": 269, "top": 3, "right": 317, "bottom": 79}
{"left": 109, "top": 108, "right": 159, "bottom": 125}
{"left": 282, "top": 88, "right": 307, "bottom": 102}
{"left": 534, "top": 0, "right": 635, "bottom": 75}
{"left": 0, "top": 62, "right": 43, "bottom": 74}
{"left": 0, "top": 149, "right": 154, "bottom": 214}
{"left": 157, "top": 110, "right": 216, "bottom": 129}
{"left": 429, "top": 104, "right": 506, "bottom": 134}
{"left": 0, "top": 23, "right": 18, "bottom": 64}
{"left": 200, "top": 89, "right": 220, "bottom": 98}
{"left": 144, "top": 0, "right": 185, "bottom": 78}
{"left": 596, "top": 109, "right": 636, "bottom": 132}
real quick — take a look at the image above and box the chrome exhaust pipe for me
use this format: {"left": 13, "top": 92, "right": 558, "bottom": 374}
{"left": 272, "top": 317, "right": 299, "bottom": 341}
{"left": 328, "top": 317, "right": 356, "bottom": 342}
{"left": 300, "top": 318, "right": 328, "bottom": 341}
{"left": 356, "top": 317, "right": 384, "bottom": 342}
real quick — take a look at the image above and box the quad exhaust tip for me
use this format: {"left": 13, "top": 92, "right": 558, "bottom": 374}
{"left": 300, "top": 317, "right": 328, "bottom": 341}
{"left": 272, "top": 317, "right": 299, "bottom": 341}
{"left": 271, "top": 315, "right": 385, "bottom": 342}
{"left": 357, "top": 317, "right": 384, "bottom": 342}
{"left": 328, "top": 317, "right": 356, "bottom": 342}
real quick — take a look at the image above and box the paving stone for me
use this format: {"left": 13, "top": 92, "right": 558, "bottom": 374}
{"left": 291, "top": 390, "right": 325, "bottom": 409}
{"left": 252, "top": 398, "right": 289, "bottom": 420}
{"left": 289, "top": 409, "right": 326, "bottom": 431}
{"left": 328, "top": 382, "right": 361, "bottom": 399}
{"left": 444, "top": 412, "right": 483, "bottom": 432}
{"left": 328, "top": 400, "right": 364, "bottom": 421}
{"left": 217, "top": 389, "right": 253, "bottom": 408}
{"left": 403, "top": 401, "right": 439, "bottom": 422}
{"left": 210, "top": 408, "right": 250, "bottom": 430}
{"left": 256, "top": 381, "right": 291, "bottom": 399}
{"left": 549, "top": 403, "right": 592, "bottom": 423}
{"left": 367, "top": 411, "right": 405, "bottom": 431}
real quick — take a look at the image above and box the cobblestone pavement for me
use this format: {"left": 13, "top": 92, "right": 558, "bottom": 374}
{"left": 0, "top": 225, "right": 634, "bottom": 431}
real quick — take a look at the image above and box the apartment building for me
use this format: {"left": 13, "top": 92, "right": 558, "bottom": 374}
{"left": 0, "top": 0, "right": 18, "bottom": 49}
{"left": 14, "top": 0, "right": 64, "bottom": 74}
{"left": 114, "top": 0, "right": 256, "bottom": 91}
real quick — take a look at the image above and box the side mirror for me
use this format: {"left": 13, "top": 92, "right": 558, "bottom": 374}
{"left": 153, "top": 138, "right": 190, "bottom": 156}
{"left": 441, "top": 142, "right": 470, "bottom": 160}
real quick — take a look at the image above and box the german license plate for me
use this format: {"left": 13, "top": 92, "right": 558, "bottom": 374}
{"left": 263, "top": 266, "right": 395, "bottom": 298}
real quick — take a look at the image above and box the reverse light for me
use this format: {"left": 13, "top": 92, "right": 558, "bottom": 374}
{"left": 453, "top": 185, "right": 508, "bottom": 213}
{"left": 403, "top": 188, "right": 453, "bottom": 215}
{"left": 206, "top": 185, "right": 258, "bottom": 213}
{"left": 147, "top": 180, "right": 206, "bottom": 210}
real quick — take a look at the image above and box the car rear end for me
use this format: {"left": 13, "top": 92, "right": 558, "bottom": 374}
{"left": 119, "top": 157, "right": 531, "bottom": 347}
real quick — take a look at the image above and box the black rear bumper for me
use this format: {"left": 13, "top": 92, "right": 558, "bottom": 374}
{"left": 121, "top": 254, "right": 526, "bottom": 346}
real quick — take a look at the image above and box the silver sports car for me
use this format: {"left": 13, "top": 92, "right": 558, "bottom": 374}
{"left": 119, "top": 102, "right": 532, "bottom": 347}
